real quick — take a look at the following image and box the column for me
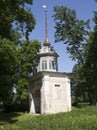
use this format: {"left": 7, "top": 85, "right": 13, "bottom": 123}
{"left": 29, "top": 92, "right": 35, "bottom": 114}
{"left": 65, "top": 77, "right": 71, "bottom": 111}
{"left": 41, "top": 75, "right": 49, "bottom": 114}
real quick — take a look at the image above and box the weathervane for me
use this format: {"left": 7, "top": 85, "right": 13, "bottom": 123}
{"left": 42, "top": 5, "right": 47, "bottom": 12}
{"left": 42, "top": 5, "right": 50, "bottom": 46}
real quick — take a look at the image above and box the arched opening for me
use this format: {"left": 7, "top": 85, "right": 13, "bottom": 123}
{"left": 42, "top": 60, "right": 47, "bottom": 71}
{"left": 49, "top": 59, "right": 56, "bottom": 70}
{"left": 33, "top": 89, "right": 41, "bottom": 113}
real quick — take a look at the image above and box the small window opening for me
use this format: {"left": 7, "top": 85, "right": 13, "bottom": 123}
{"left": 55, "top": 84, "right": 60, "bottom": 87}
{"left": 42, "top": 60, "right": 47, "bottom": 70}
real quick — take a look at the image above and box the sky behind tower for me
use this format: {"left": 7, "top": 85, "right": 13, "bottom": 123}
{"left": 30, "top": 0, "right": 97, "bottom": 72}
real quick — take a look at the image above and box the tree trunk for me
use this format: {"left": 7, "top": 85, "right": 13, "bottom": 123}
{"left": 91, "top": 83, "right": 97, "bottom": 106}
{"left": 87, "top": 86, "right": 92, "bottom": 105}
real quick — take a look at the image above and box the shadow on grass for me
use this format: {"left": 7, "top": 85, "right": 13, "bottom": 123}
{"left": 0, "top": 111, "right": 22, "bottom": 124}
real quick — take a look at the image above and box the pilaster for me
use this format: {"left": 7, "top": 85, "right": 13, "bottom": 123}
{"left": 41, "top": 75, "right": 50, "bottom": 114}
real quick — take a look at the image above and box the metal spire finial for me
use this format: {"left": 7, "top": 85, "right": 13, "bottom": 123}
{"left": 42, "top": 5, "right": 50, "bottom": 46}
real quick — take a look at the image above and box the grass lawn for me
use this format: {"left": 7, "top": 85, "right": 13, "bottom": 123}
{"left": 0, "top": 104, "right": 97, "bottom": 130}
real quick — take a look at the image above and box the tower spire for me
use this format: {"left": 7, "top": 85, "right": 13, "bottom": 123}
{"left": 42, "top": 5, "right": 50, "bottom": 46}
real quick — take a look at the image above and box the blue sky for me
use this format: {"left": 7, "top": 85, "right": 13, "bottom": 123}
{"left": 30, "top": 0, "right": 97, "bottom": 72}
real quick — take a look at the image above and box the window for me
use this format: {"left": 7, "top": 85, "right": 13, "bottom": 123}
{"left": 49, "top": 59, "right": 56, "bottom": 70}
{"left": 52, "top": 61, "right": 56, "bottom": 69}
{"left": 55, "top": 84, "right": 60, "bottom": 87}
{"left": 42, "top": 60, "right": 47, "bottom": 70}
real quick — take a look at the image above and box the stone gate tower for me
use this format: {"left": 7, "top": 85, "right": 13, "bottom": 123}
{"left": 29, "top": 6, "right": 71, "bottom": 114}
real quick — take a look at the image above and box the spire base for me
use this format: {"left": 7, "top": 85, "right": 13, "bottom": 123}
{"left": 44, "top": 40, "right": 50, "bottom": 46}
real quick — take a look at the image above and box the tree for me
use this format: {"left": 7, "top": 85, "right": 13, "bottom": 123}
{"left": 0, "top": 0, "right": 35, "bottom": 40}
{"left": 83, "top": 12, "right": 97, "bottom": 105}
{"left": 53, "top": 5, "right": 97, "bottom": 105}
{"left": 0, "top": 38, "right": 18, "bottom": 105}
{"left": 0, "top": 0, "right": 37, "bottom": 110}
{"left": 53, "top": 6, "right": 90, "bottom": 62}
{"left": 18, "top": 40, "right": 41, "bottom": 77}
{"left": 53, "top": 6, "right": 90, "bottom": 104}
{"left": 14, "top": 40, "right": 41, "bottom": 111}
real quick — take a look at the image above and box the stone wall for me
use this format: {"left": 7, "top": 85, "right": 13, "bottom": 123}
{"left": 47, "top": 76, "right": 71, "bottom": 114}
{"left": 29, "top": 72, "right": 71, "bottom": 114}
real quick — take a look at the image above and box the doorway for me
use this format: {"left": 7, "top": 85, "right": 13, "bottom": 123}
{"left": 33, "top": 89, "right": 41, "bottom": 113}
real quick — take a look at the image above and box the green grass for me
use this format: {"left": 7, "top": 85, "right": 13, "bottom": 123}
{"left": 0, "top": 105, "right": 97, "bottom": 130}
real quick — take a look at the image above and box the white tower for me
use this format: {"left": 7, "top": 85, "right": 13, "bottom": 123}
{"left": 29, "top": 5, "right": 71, "bottom": 114}
{"left": 37, "top": 5, "right": 59, "bottom": 72}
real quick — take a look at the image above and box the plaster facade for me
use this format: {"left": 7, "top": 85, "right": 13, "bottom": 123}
{"left": 29, "top": 72, "right": 71, "bottom": 114}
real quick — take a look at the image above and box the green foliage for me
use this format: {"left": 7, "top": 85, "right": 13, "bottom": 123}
{"left": 53, "top": 6, "right": 90, "bottom": 62}
{"left": 0, "top": 105, "right": 97, "bottom": 130}
{"left": 0, "top": 38, "right": 18, "bottom": 103}
{"left": 15, "top": 78, "right": 29, "bottom": 110}
{"left": 53, "top": 5, "right": 97, "bottom": 105}
{"left": 71, "top": 64, "right": 90, "bottom": 105}
{"left": 13, "top": 40, "right": 41, "bottom": 111}
{"left": 18, "top": 40, "right": 41, "bottom": 77}
{"left": 83, "top": 12, "right": 97, "bottom": 105}
{"left": 0, "top": 0, "right": 37, "bottom": 110}
{"left": 0, "top": 0, "right": 35, "bottom": 40}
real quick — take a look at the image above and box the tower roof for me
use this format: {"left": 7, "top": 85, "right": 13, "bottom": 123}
{"left": 37, "top": 6, "right": 59, "bottom": 73}
{"left": 43, "top": 5, "right": 50, "bottom": 46}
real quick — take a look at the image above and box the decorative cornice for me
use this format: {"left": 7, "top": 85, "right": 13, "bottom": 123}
{"left": 38, "top": 52, "right": 59, "bottom": 57}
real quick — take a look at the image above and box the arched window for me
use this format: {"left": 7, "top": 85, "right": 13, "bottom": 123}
{"left": 42, "top": 60, "right": 47, "bottom": 70}
{"left": 49, "top": 59, "right": 56, "bottom": 70}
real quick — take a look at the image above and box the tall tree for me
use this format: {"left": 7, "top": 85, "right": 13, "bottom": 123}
{"left": 53, "top": 6, "right": 90, "bottom": 63}
{"left": 18, "top": 40, "right": 41, "bottom": 77}
{"left": 52, "top": 6, "right": 91, "bottom": 105}
{"left": 53, "top": 5, "right": 97, "bottom": 105}
{"left": 0, "top": 0, "right": 35, "bottom": 40}
{"left": 0, "top": 0, "right": 36, "bottom": 110}
{"left": 14, "top": 40, "right": 41, "bottom": 111}
{"left": 0, "top": 38, "right": 18, "bottom": 105}
{"left": 84, "top": 12, "right": 97, "bottom": 105}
